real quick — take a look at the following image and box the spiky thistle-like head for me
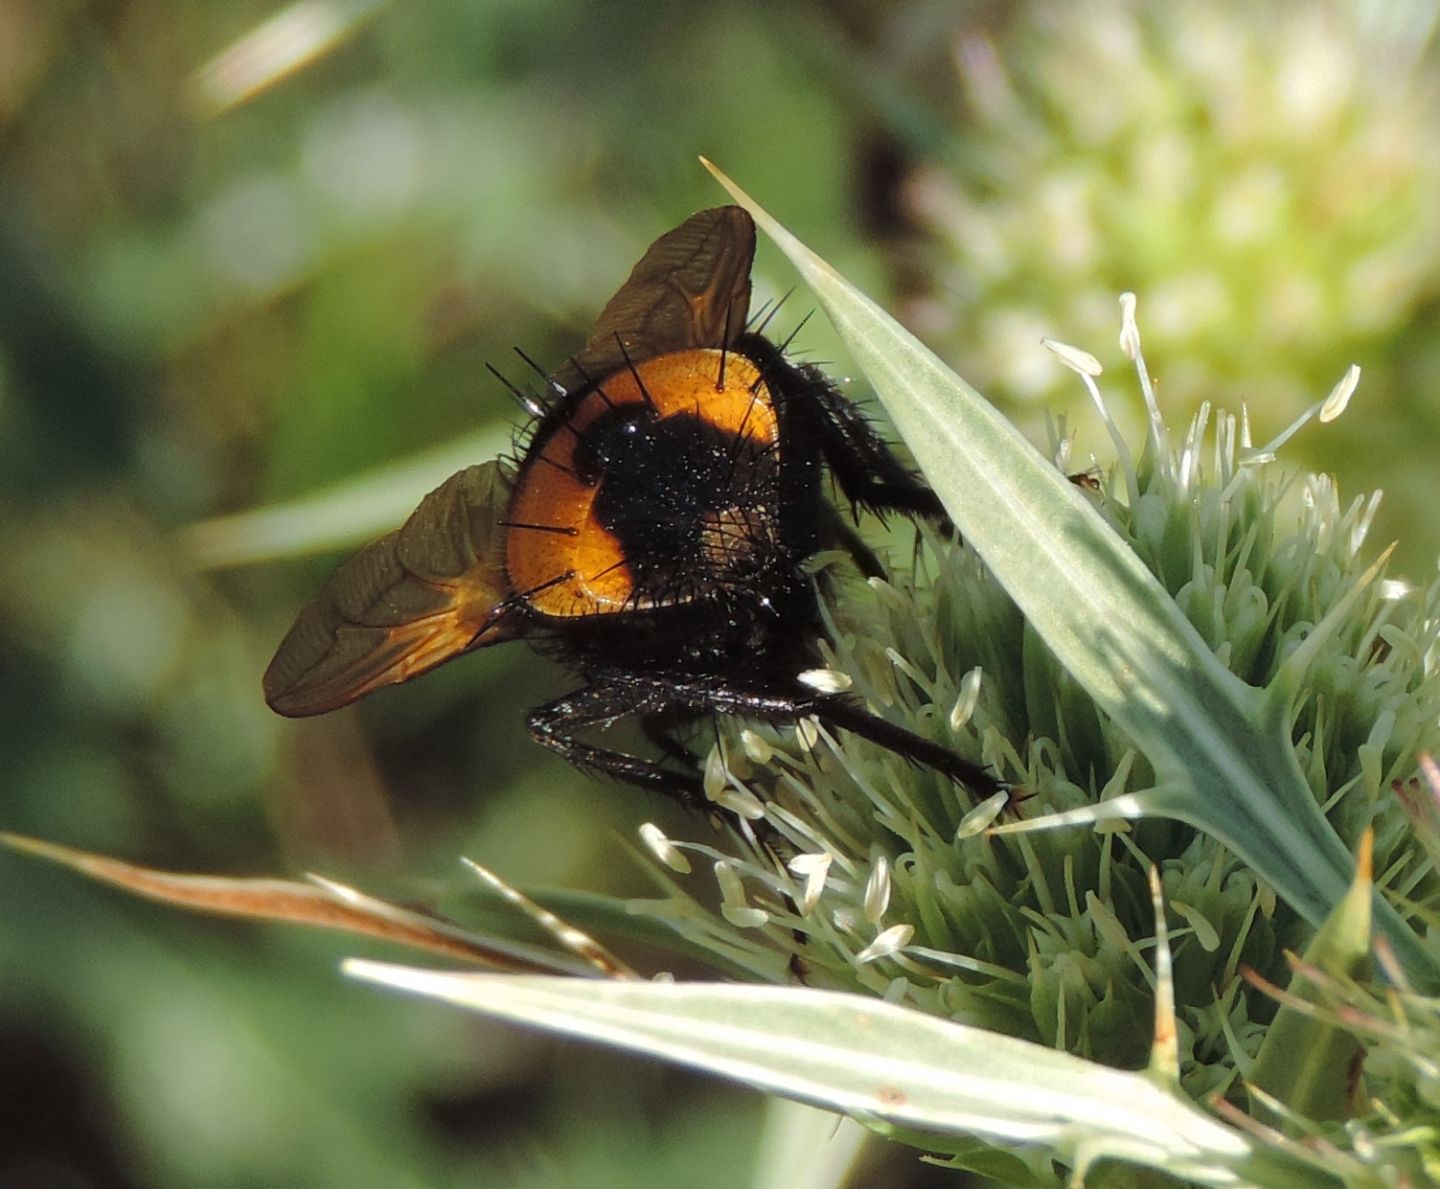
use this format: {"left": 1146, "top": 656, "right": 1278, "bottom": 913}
{"left": 633, "top": 300, "right": 1440, "bottom": 1105}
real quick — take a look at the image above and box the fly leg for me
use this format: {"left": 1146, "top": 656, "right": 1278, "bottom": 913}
{"left": 605, "top": 672, "right": 1006, "bottom": 801}
{"left": 526, "top": 681, "right": 708, "bottom": 810}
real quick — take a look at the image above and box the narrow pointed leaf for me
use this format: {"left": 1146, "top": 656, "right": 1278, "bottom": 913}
{"left": 1250, "top": 833, "right": 1373, "bottom": 1121}
{"left": 345, "top": 964, "right": 1336, "bottom": 1187}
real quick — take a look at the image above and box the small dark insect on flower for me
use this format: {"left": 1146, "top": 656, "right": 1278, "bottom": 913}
{"left": 263, "top": 207, "right": 1002, "bottom": 809}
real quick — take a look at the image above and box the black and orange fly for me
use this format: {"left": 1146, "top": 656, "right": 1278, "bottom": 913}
{"left": 263, "top": 207, "right": 1002, "bottom": 808}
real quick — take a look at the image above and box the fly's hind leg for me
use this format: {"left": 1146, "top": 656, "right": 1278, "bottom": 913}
{"left": 526, "top": 681, "right": 708, "bottom": 810}
{"left": 528, "top": 674, "right": 1008, "bottom": 815}
{"left": 628, "top": 674, "right": 1008, "bottom": 801}
{"left": 641, "top": 710, "right": 704, "bottom": 771}
{"left": 814, "top": 696, "right": 1006, "bottom": 799}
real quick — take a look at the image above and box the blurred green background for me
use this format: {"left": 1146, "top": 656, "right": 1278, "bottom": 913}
{"left": 3, "top": 2, "right": 1439, "bottom": 1186}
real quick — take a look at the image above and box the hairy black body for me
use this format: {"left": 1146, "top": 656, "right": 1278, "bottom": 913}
{"left": 264, "top": 208, "right": 1001, "bottom": 809}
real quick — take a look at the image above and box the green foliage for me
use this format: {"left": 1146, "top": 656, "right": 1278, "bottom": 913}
{"left": 6, "top": 3, "right": 1440, "bottom": 1186}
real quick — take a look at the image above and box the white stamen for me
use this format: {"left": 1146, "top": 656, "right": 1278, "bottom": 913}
{"left": 885, "top": 647, "right": 925, "bottom": 685}
{"left": 882, "top": 977, "right": 910, "bottom": 1003}
{"left": 714, "top": 860, "right": 746, "bottom": 905}
{"left": 1042, "top": 337, "right": 1103, "bottom": 377}
{"left": 864, "top": 855, "right": 892, "bottom": 922}
{"left": 1320, "top": 364, "right": 1360, "bottom": 422}
{"left": 1118, "top": 292, "right": 1141, "bottom": 360}
{"left": 639, "top": 822, "right": 691, "bottom": 874}
{"left": 855, "top": 923, "right": 914, "bottom": 965}
{"left": 715, "top": 786, "right": 766, "bottom": 820}
{"left": 1248, "top": 404, "right": 1322, "bottom": 460}
{"left": 703, "top": 746, "right": 726, "bottom": 800}
{"left": 1351, "top": 489, "right": 1382, "bottom": 556}
{"left": 949, "top": 667, "right": 983, "bottom": 730}
{"left": 956, "top": 790, "right": 1010, "bottom": 838}
{"left": 788, "top": 852, "right": 832, "bottom": 913}
{"left": 1060, "top": 324, "right": 1135, "bottom": 507}
{"left": 798, "top": 667, "right": 853, "bottom": 694}
{"left": 796, "top": 716, "right": 821, "bottom": 751}
{"left": 740, "top": 729, "right": 773, "bottom": 764}
{"left": 1119, "top": 293, "right": 1165, "bottom": 447}
{"left": 715, "top": 861, "right": 769, "bottom": 928}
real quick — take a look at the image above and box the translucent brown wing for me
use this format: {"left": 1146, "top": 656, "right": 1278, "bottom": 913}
{"left": 263, "top": 462, "right": 519, "bottom": 716}
{"left": 552, "top": 205, "right": 755, "bottom": 394}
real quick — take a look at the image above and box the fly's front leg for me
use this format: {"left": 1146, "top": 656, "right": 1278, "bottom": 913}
{"left": 737, "top": 331, "right": 947, "bottom": 527}
{"left": 806, "top": 376, "right": 949, "bottom": 526}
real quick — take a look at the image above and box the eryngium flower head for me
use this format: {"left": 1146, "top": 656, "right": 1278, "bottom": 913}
{"left": 633, "top": 307, "right": 1440, "bottom": 1106}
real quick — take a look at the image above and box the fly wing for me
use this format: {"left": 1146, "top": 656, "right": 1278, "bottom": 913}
{"left": 553, "top": 206, "right": 755, "bottom": 393}
{"left": 263, "top": 462, "right": 519, "bottom": 716}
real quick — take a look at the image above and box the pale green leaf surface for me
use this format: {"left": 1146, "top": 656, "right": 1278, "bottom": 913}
{"left": 705, "top": 164, "right": 1433, "bottom": 982}
{"left": 344, "top": 964, "right": 1332, "bottom": 1187}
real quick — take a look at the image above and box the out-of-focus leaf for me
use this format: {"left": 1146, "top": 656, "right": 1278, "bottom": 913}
{"left": 183, "top": 426, "right": 512, "bottom": 570}
{"left": 2, "top": 833, "right": 605, "bottom": 975}
{"left": 191, "top": 0, "right": 391, "bottom": 116}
